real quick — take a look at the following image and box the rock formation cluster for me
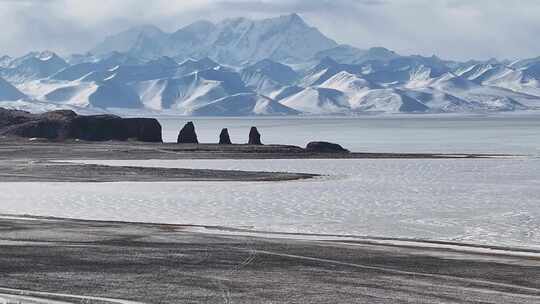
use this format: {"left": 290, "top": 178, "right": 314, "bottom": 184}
{"left": 0, "top": 109, "right": 350, "bottom": 153}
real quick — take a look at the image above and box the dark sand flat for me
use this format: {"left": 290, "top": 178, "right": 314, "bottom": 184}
{"left": 0, "top": 215, "right": 538, "bottom": 304}
{"left": 0, "top": 139, "right": 323, "bottom": 182}
{"left": 0, "top": 160, "right": 316, "bottom": 182}
{"left": 0, "top": 138, "right": 511, "bottom": 182}
{"left": 0, "top": 138, "right": 507, "bottom": 161}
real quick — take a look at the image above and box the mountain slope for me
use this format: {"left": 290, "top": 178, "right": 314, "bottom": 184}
{"left": 208, "top": 14, "right": 337, "bottom": 64}
{"left": 453, "top": 62, "right": 540, "bottom": 102}
{"left": 314, "top": 46, "right": 399, "bottom": 64}
{"left": 241, "top": 59, "right": 299, "bottom": 96}
{"left": 192, "top": 93, "right": 299, "bottom": 116}
{"left": 44, "top": 83, "right": 98, "bottom": 107}
{"left": 91, "top": 25, "right": 167, "bottom": 56}
{"left": 300, "top": 57, "right": 363, "bottom": 87}
{"left": 0, "top": 77, "right": 27, "bottom": 101}
{"left": 319, "top": 71, "right": 380, "bottom": 94}
{"left": 133, "top": 68, "right": 250, "bottom": 112}
{"left": 364, "top": 55, "right": 451, "bottom": 85}
{"left": 400, "top": 89, "right": 477, "bottom": 113}
{"left": 52, "top": 52, "right": 143, "bottom": 81}
{"left": 2, "top": 51, "right": 68, "bottom": 82}
{"left": 280, "top": 87, "right": 350, "bottom": 114}
{"left": 44, "top": 80, "right": 142, "bottom": 109}
{"left": 349, "top": 89, "right": 429, "bottom": 113}
{"left": 485, "top": 71, "right": 540, "bottom": 100}
{"left": 425, "top": 73, "right": 530, "bottom": 111}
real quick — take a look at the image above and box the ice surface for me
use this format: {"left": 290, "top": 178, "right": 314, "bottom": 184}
{"left": 3, "top": 158, "right": 539, "bottom": 249}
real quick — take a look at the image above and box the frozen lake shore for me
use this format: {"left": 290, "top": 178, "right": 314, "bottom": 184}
{"left": 0, "top": 149, "right": 538, "bottom": 249}
{"left": 0, "top": 137, "right": 537, "bottom": 249}
{"left": 0, "top": 215, "right": 538, "bottom": 304}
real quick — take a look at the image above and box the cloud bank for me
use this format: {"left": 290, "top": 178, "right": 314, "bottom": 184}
{"left": 1, "top": 0, "right": 539, "bottom": 61}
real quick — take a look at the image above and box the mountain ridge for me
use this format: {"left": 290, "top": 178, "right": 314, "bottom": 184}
{"left": 1, "top": 14, "right": 540, "bottom": 115}
{"left": 92, "top": 14, "right": 338, "bottom": 65}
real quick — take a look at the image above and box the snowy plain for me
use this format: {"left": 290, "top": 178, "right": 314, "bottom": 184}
{"left": 2, "top": 157, "right": 539, "bottom": 250}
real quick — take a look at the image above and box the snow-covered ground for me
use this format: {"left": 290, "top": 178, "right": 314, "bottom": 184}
{"left": 2, "top": 158, "right": 539, "bottom": 250}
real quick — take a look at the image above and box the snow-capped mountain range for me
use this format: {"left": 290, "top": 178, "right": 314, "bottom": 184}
{"left": 1, "top": 13, "right": 540, "bottom": 116}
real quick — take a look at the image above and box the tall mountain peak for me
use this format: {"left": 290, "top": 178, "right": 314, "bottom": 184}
{"left": 91, "top": 24, "right": 166, "bottom": 56}
{"left": 90, "top": 14, "right": 337, "bottom": 64}
{"left": 285, "top": 13, "right": 305, "bottom": 25}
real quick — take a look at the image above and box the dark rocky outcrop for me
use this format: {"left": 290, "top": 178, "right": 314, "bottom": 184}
{"left": 248, "top": 127, "right": 262, "bottom": 145}
{"left": 0, "top": 108, "right": 36, "bottom": 128}
{"left": 0, "top": 108, "right": 162, "bottom": 142}
{"left": 305, "top": 141, "right": 350, "bottom": 153}
{"left": 219, "top": 128, "right": 232, "bottom": 145}
{"left": 177, "top": 122, "right": 198, "bottom": 144}
{"left": 71, "top": 116, "right": 162, "bottom": 142}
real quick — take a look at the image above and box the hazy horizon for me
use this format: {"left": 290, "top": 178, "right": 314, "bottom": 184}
{"left": 2, "top": 0, "right": 540, "bottom": 61}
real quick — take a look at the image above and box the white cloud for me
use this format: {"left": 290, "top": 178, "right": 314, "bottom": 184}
{"left": 0, "top": 0, "right": 539, "bottom": 61}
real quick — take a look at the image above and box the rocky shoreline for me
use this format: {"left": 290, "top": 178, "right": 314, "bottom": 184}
{"left": 0, "top": 108, "right": 350, "bottom": 152}
{"left": 0, "top": 137, "right": 511, "bottom": 182}
{"left": 0, "top": 108, "right": 513, "bottom": 183}
{"left": 0, "top": 138, "right": 506, "bottom": 160}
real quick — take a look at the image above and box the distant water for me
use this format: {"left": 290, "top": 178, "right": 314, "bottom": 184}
{"left": 155, "top": 114, "right": 540, "bottom": 155}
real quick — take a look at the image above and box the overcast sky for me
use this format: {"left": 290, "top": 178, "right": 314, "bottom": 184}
{"left": 1, "top": 0, "right": 540, "bottom": 61}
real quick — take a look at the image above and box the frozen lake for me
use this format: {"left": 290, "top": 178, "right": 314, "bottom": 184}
{"left": 155, "top": 114, "right": 540, "bottom": 155}
{"left": 2, "top": 115, "right": 539, "bottom": 249}
{"left": 2, "top": 158, "right": 539, "bottom": 249}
